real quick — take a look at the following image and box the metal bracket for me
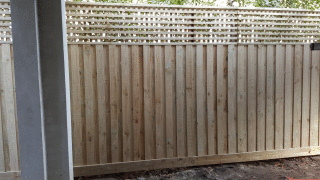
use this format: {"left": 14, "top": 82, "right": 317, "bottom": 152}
{"left": 310, "top": 43, "right": 320, "bottom": 51}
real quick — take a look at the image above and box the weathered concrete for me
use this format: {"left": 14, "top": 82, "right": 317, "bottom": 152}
{"left": 10, "top": 0, "right": 73, "bottom": 179}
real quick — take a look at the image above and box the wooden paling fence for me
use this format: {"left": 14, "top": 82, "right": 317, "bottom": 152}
{"left": 69, "top": 44, "right": 320, "bottom": 176}
{"left": 0, "top": 44, "right": 19, "bottom": 179}
{"left": 2, "top": 1, "right": 320, "bottom": 178}
{"left": 1, "top": 42, "right": 320, "bottom": 178}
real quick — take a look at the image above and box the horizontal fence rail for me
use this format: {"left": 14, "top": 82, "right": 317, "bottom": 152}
{"left": 2, "top": 1, "right": 320, "bottom": 44}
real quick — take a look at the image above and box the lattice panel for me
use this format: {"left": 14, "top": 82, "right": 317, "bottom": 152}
{"left": 2, "top": 1, "right": 320, "bottom": 44}
{"left": 65, "top": 2, "right": 320, "bottom": 44}
{"left": 0, "top": 0, "right": 11, "bottom": 43}
{"left": 66, "top": 3, "right": 239, "bottom": 43}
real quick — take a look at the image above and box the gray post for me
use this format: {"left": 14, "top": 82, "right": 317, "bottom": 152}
{"left": 10, "top": 0, "right": 73, "bottom": 179}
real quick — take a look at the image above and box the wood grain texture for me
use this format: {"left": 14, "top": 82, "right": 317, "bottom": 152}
{"left": 132, "top": 45, "right": 145, "bottom": 161}
{"left": 84, "top": 45, "right": 99, "bottom": 164}
{"left": 165, "top": 45, "right": 176, "bottom": 158}
{"left": 75, "top": 146, "right": 320, "bottom": 177}
{"left": 0, "top": 47, "right": 5, "bottom": 172}
{"left": 237, "top": 45, "right": 247, "bottom": 153}
{"left": 266, "top": 45, "right": 275, "bottom": 151}
{"left": 257, "top": 45, "right": 266, "bottom": 152}
{"left": 186, "top": 45, "right": 197, "bottom": 156}
{"left": 301, "top": 45, "right": 311, "bottom": 147}
{"left": 310, "top": 51, "right": 319, "bottom": 146}
{"left": 293, "top": 45, "right": 303, "bottom": 148}
{"left": 96, "top": 45, "right": 109, "bottom": 164}
{"left": 121, "top": 45, "right": 134, "bottom": 161}
{"left": 207, "top": 45, "right": 217, "bottom": 155}
{"left": 4, "top": 44, "right": 320, "bottom": 175}
{"left": 143, "top": 45, "right": 156, "bottom": 160}
{"left": 69, "top": 45, "right": 85, "bottom": 165}
{"left": 176, "top": 46, "right": 187, "bottom": 157}
{"left": 275, "top": 45, "right": 284, "bottom": 150}
{"left": 284, "top": 45, "right": 293, "bottom": 149}
{"left": 154, "top": 46, "right": 166, "bottom": 159}
{"left": 217, "top": 45, "right": 228, "bottom": 154}
{"left": 196, "top": 45, "right": 207, "bottom": 156}
{"left": 247, "top": 45, "right": 257, "bottom": 152}
{"left": 109, "top": 45, "right": 122, "bottom": 162}
{"left": 227, "top": 45, "right": 237, "bottom": 154}
{"left": 0, "top": 44, "right": 19, "bottom": 171}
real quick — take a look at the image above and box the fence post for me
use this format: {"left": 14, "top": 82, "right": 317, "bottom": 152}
{"left": 10, "top": 0, "right": 73, "bottom": 179}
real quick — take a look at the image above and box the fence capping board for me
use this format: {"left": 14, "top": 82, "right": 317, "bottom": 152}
{"left": 67, "top": 42, "right": 314, "bottom": 45}
{"left": 65, "top": 1, "right": 320, "bottom": 12}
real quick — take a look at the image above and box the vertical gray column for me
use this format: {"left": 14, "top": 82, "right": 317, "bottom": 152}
{"left": 10, "top": 0, "right": 73, "bottom": 179}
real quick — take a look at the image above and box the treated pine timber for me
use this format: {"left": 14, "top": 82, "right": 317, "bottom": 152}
{"left": 0, "top": 47, "right": 4, "bottom": 172}
{"left": 237, "top": 45, "right": 247, "bottom": 153}
{"left": 0, "top": 44, "right": 19, "bottom": 171}
{"left": 74, "top": 146, "right": 320, "bottom": 177}
{"left": 121, "top": 45, "right": 134, "bottom": 162}
{"left": 310, "top": 51, "right": 320, "bottom": 146}
{"left": 143, "top": 45, "right": 156, "bottom": 160}
{"left": 69, "top": 45, "right": 85, "bottom": 165}
{"left": 164, "top": 45, "right": 177, "bottom": 158}
{"left": 247, "top": 45, "right": 257, "bottom": 152}
{"left": 207, "top": 45, "right": 217, "bottom": 155}
{"left": 217, "top": 45, "right": 228, "bottom": 154}
{"left": 292, "top": 45, "right": 303, "bottom": 148}
{"left": 284, "top": 45, "right": 293, "bottom": 149}
{"left": 109, "top": 45, "right": 122, "bottom": 162}
{"left": 132, "top": 45, "right": 144, "bottom": 160}
{"left": 176, "top": 45, "right": 187, "bottom": 157}
{"left": 227, "top": 45, "right": 237, "bottom": 154}
{"left": 154, "top": 46, "right": 166, "bottom": 159}
{"left": 96, "top": 45, "right": 109, "bottom": 164}
{"left": 257, "top": 45, "right": 266, "bottom": 152}
{"left": 186, "top": 45, "right": 197, "bottom": 156}
{"left": 4, "top": 43, "right": 320, "bottom": 175}
{"left": 266, "top": 45, "right": 275, "bottom": 151}
{"left": 275, "top": 45, "right": 284, "bottom": 150}
{"left": 301, "top": 45, "right": 311, "bottom": 147}
{"left": 0, "top": 172, "right": 20, "bottom": 180}
{"left": 83, "top": 45, "right": 99, "bottom": 164}
{"left": 196, "top": 45, "right": 207, "bottom": 156}
{"left": 0, "top": 100, "right": 4, "bottom": 172}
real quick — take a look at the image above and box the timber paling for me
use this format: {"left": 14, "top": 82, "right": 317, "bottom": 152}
{"left": 1, "top": 0, "right": 320, "bottom": 178}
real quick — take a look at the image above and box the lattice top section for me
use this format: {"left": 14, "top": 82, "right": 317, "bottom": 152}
{"left": 0, "top": 0, "right": 11, "bottom": 43}
{"left": 66, "top": 2, "right": 320, "bottom": 44}
{"left": 2, "top": 1, "right": 320, "bottom": 44}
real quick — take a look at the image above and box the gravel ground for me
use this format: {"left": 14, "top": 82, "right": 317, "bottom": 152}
{"left": 76, "top": 156, "right": 320, "bottom": 180}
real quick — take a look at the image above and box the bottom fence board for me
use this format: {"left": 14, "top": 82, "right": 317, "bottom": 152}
{"left": 0, "top": 172, "right": 20, "bottom": 180}
{"left": 74, "top": 146, "right": 320, "bottom": 177}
